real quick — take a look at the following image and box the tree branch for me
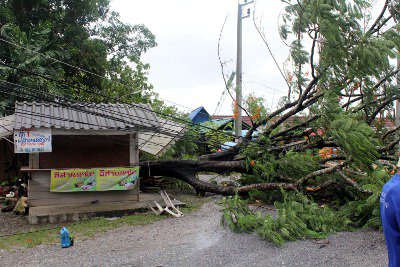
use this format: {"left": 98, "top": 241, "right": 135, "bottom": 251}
{"left": 310, "top": 29, "right": 318, "bottom": 79}
{"left": 379, "top": 136, "right": 400, "bottom": 153}
{"left": 270, "top": 114, "right": 321, "bottom": 139}
{"left": 337, "top": 170, "right": 372, "bottom": 194}
{"left": 366, "top": 0, "right": 389, "bottom": 36}
{"left": 381, "top": 124, "right": 400, "bottom": 140}
{"left": 366, "top": 95, "right": 398, "bottom": 124}
{"left": 295, "top": 162, "right": 345, "bottom": 186}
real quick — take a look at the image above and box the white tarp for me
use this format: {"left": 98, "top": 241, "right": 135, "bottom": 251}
{"left": 14, "top": 128, "right": 52, "bottom": 153}
{"left": 138, "top": 118, "right": 187, "bottom": 157}
{"left": 0, "top": 115, "right": 14, "bottom": 139}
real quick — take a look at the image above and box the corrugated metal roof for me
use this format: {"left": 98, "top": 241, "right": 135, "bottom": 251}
{"left": 2, "top": 108, "right": 187, "bottom": 156}
{"left": 211, "top": 115, "right": 253, "bottom": 126}
{"left": 0, "top": 115, "right": 14, "bottom": 138}
{"left": 138, "top": 118, "right": 187, "bottom": 157}
{"left": 14, "top": 101, "right": 161, "bottom": 131}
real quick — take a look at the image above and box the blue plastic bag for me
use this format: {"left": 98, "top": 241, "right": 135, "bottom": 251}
{"left": 60, "top": 227, "right": 73, "bottom": 248}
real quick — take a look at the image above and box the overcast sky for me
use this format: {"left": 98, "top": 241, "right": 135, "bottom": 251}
{"left": 111, "top": 0, "right": 384, "bottom": 115}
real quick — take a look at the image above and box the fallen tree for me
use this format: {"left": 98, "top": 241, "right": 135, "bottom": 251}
{"left": 139, "top": 0, "right": 400, "bottom": 241}
{"left": 142, "top": 0, "right": 399, "bottom": 194}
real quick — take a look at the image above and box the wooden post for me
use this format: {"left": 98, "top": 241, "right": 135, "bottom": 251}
{"left": 29, "top": 153, "right": 39, "bottom": 169}
{"left": 28, "top": 153, "right": 39, "bottom": 200}
{"left": 129, "top": 132, "right": 139, "bottom": 165}
{"left": 129, "top": 133, "right": 140, "bottom": 199}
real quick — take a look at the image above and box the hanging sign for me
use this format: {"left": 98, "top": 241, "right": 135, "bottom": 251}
{"left": 50, "top": 167, "right": 139, "bottom": 192}
{"left": 14, "top": 128, "right": 52, "bottom": 153}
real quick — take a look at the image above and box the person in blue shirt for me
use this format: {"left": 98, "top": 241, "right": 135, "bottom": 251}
{"left": 380, "top": 160, "right": 400, "bottom": 267}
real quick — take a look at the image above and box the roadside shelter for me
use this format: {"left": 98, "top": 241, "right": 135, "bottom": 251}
{"left": 1, "top": 101, "right": 186, "bottom": 223}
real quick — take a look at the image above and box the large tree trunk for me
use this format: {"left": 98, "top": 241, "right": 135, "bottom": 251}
{"left": 139, "top": 160, "right": 298, "bottom": 196}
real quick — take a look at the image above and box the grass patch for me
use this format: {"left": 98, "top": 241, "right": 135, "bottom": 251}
{"left": 0, "top": 194, "right": 209, "bottom": 250}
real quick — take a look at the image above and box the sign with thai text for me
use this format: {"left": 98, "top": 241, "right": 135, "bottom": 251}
{"left": 50, "top": 167, "right": 139, "bottom": 192}
{"left": 14, "top": 128, "right": 52, "bottom": 153}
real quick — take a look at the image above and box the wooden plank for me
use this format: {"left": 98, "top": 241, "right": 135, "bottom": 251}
{"left": 29, "top": 190, "right": 139, "bottom": 200}
{"left": 29, "top": 153, "right": 39, "bottom": 169}
{"left": 29, "top": 177, "right": 50, "bottom": 186}
{"left": 29, "top": 194, "right": 139, "bottom": 207}
{"left": 29, "top": 200, "right": 144, "bottom": 216}
{"left": 28, "top": 184, "right": 50, "bottom": 192}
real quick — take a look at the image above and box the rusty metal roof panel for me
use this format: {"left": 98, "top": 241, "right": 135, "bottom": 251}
{"left": 14, "top": 101, "right": 160, "bottom": 131}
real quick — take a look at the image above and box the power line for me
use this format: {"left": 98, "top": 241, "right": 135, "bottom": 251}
{"left": 243, "top": 73, "right": 287, "bottom": 94}
{"left": 0, "top": 61, "right": 241, "bottom": 141}
{"left": 0, "top": 37, "right": 148, "bottom": 93}
{"left": 2, "top": 87, "right": 238, "bottom": 153}
{"left": 0, "top": 78, "right": 205, "bottom": 150}
{"left": 156, "top": 96, "right": 193, "bottom": 111}
{"left": 0, "top": 80, "right": 162, "bottom": 132}
{"left": 0, "top": 81, "right": 266, "bottom": 154}
{"left": 0, "top": 100, "right": 228, "bottom": 151}
{"left": 0, "top": 37, "right": 195, "bottom": 113}
{"left": 0, "top": 40, "right": 265, "bottom": 149}
{"left": 0, "top": 85, "right": 237, "bottom": 151}
{"left": 0, "top": 105, "right": 233, "bottom": 151}
{"left": 245, "top": 80, "right": 286, "bottom": 93}
{"left": 0, "top": 37, "right": 260, "bottom": 146}
{"left": 0, "top": 79, "right": 196, "bottom": 137}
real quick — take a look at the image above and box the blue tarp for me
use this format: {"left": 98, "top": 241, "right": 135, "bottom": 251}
{"left": 221, "top": 130, "right": 259, "bottom": 150}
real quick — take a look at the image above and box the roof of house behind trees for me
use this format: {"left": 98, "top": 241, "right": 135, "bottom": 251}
{"left": 188, "top": 106, "right": 210, "bottom": 124}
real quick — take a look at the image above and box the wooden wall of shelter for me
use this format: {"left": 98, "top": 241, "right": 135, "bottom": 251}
{"left": 26, "top": 132, "right": 140, "bottom": 209}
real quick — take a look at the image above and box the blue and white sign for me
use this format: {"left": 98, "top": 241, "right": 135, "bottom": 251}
{"left": 14, "top": 128, "right": 52, "bottom": 153}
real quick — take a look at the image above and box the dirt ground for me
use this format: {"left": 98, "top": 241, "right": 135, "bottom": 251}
{"left": 0, "top": 196, "right": 388, "bottom": 267}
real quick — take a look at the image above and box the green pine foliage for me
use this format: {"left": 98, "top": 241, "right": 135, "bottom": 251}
{"left": 329, "top": 115, "right": 380, "bottom": 167}
{"left": 275, "top": 151, "right": 320, "bottom": 179}
{"left": 242, "top": 137, "right": 320, "bottom": 184}
{"left": 221, "top": 190, "right": 351, "bottom": 245}
{"left": 221, "top": 195, "right": 260, "bottom": 234}
{"left": 338, "top": 168, "right": 390, "bottom": 228}
{"left": 223, "top": 167, "right": 392, "bottom": 245}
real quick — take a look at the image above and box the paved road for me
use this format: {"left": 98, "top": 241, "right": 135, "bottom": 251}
{"left": 0, "top": 198, "right": 388, "bottom": 267}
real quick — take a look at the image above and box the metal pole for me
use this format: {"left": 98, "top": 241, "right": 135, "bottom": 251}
{"left": 235, "top": 2, "right": 243, "bottom": 140}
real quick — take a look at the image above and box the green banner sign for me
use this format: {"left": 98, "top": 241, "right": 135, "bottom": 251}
{"left": 50, "top": 167, "right": 139, "bottom": 192}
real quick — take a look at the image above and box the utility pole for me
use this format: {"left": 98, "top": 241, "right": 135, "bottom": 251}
{"left": 235, "top": 0, "right": 253, "bottom": 140}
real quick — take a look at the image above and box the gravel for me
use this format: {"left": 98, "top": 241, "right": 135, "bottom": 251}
{"left": 0, "top": 198, "right": 388, "bottom": 267}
